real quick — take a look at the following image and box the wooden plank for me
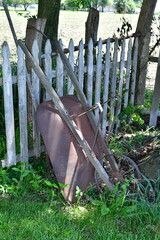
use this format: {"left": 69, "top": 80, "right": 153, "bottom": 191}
{"left": 95, "top": 38, "right": 102, "bottom": 122}
{"left": 149, "top": 50, "right": 160, "bottom": 126}
{"left": 18, "top": 39, "right": 114, "bottom": 191}
{"left": 109, "top": 38, "right": 118, "bottom": 122}
{"left": 44, "top": 39, "right": 52, "bottom": 101}
{"left": 124, "top": 39, "right": 132, "bottom": 108}
{"left": 116, "top": 39, "right": 126, "bottom": 130}
{"left": 87, "top": 38, "right": 94, "bottom": 106}
{"left": 56, "top": 39, "right": 64, "bottom": 97}
{"left": 102, "top": 38, "right": 110, "bottom": 135}
{"left": 68, "top": 39, "right": 74, "bottom": 94}
{"left": 32, "top": 40, "right": 41, "bottom": 157}
{"left": 17, "top": 45, "right": 28, "bottom": 164}
{"left": 130, "top": 38, "right": 138, "bottom": 104}
{"left": 78, "top": 39, "right": 84, "bottom": 91}
{"left": 2, "top": 42, "right": 16, "bottom": 166}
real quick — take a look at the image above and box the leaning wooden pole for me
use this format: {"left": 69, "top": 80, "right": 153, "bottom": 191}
{"left": 18, "top": 39, "right": 114, "bottom": 191}
{"left": 2, "top": 0, "right": 18, "bottom": 46}
{"left": 53, "top": 39, "right": 119, "bottom": 173}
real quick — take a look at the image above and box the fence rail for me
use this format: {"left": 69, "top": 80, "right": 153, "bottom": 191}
{"left": 1, "top": 37, "right": 140, "bottom": 167}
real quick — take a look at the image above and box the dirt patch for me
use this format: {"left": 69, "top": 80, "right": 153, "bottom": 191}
{"left": 110, "top": 132, "right": 160, "bottom": 180}
{"left": 138, "top": 152, "right": 160, "bottom": 179}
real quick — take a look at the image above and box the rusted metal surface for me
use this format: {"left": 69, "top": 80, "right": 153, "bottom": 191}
{"left": 36, "top": 95, "right": 103, "bottom": 202}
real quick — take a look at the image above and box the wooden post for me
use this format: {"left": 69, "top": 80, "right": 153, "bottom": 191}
{"left": 25, "top": 18, "right": 46, "bottom": 73}
{"left": 25, "top": 18, "right": 46, "bottom": 124}
{"left": 135, "top": 0, "right": 157, "bottom": 105}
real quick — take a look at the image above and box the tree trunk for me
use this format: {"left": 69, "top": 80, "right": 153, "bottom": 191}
{"left": 85, "top": 8, "right": 99, "bottom": 45}
{"left": 38, "top": 0, "right": 61, "bottom": 42}
{"left": 135, "top": 0, "right": 157, "bottom": 105}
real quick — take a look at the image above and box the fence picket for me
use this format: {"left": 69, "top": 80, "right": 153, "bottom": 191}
{"left": 2, "top": 42, "right": 16, "bottom": 166}
{"left": 149, "top": 49, "right": 160, "bottom": 126}
{"left": 87, "top": 38, "right": 94, "bottom": 106}
{"left": 68, "top": 39, "right": 74, "bottom": 94}
{"left": 95, "top": 38, "right": 103, "bottom": 122}
{"left": 116, "top": 39, "right": 126, "bottom": 130}
{"left": 124, "top": 39, "right": 132, "bottom": 108}
{"left": 78, "top": 39, "right": 84, "bottom": 91}
{"left": 102, "top": 38, "right": 111, "bottom": 135}
{"left": 17, "top": 45, "right": 28, "bottom": 163}
{"left": 56, "top": 39, "right": 64, "bottom": 97}
{"left": 130, "top": 38, "right": 138, "bottom": 104}
{"left": 109, "top": 38, "right": 118, "bottom": 123}
{"left": 32, "top": 40, "right": 41, "bottom": 157}
{"left": 44, "top": 39, "right": 52, "bottom": 101}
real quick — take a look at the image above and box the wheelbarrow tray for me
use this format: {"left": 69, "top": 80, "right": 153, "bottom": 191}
{"left": 36, "top": 95, "right": 102, "bottom": 202}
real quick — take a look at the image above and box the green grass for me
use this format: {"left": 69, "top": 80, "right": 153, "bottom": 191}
{"left": 0, "top": 152, "right": 160, "bottom": 240}
{"left": 0, "top": 193, "right": 160, "bottom": 240}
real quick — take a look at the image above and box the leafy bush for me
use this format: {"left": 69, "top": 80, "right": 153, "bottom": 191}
{"left": 0, "top": 160, "right": 62, "bottom": 201}
{"left": 118, "top": 104, "right": 145, "bottom": 132}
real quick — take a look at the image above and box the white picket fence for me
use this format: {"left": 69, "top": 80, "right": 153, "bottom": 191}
{"left": 0, "top": 37, "right": 139, "bottom": 167}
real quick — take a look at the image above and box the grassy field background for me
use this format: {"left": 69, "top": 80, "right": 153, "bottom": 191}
{"left": 0, "top": 8, "right": 139, "bottom": 51}
{"left": 0, "top": 8, "right": 158, "bottom": 88}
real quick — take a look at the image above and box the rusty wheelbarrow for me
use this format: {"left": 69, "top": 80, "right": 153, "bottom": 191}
{"left": 36, "top": 95, "right": 103, "bottom": 202}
